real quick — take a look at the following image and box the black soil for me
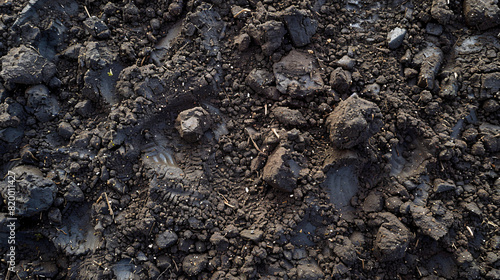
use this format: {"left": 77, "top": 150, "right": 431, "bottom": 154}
{"left": 1, "top": 0, "right": 500, "bottom": 279}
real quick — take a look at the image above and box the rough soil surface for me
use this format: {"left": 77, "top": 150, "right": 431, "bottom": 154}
{"left": 0, "top": 0, "right": 500, "bottom": 279}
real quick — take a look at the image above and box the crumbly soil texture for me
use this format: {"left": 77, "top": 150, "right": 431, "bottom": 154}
{"left": 1, "top": 0, "right": 500, "bottom": 279}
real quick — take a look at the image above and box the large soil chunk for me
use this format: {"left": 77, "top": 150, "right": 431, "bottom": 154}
{"left": 481, "top": 72, "right": 500, "bottom": 98}
{"left": 463, "top": 0, "right": 500, "bottom": 30}
{"left": 0, "top": 100, "right": 25, "bottom": 129}
{"left": 272, "top": 106, "right": 307, "bottom": 127}
{"left": 25, "top": 85, "right": 60, "bottom": 123}
{"left": 209, "top": 232, "right": 229, "bottom": 251}
{"left": 0, "top": 99, "right": 26, "bottom": 143}
{"left": 116, "top": 64, "right": 165, "bottom": 100}
{"left": 0, "top": 166, "right": 57, "bottom": 217}
{"left": 374, "top": 213, "right": 411, "bottom": 262}
{"left": 263, "top": 147, "right": 297, "bottom": 192}
{"left": 296, "top": 262, "right": 324, "bottom": 279}
{"left": 329, "top": 67, "right": 352, "bottom": 94}
{"left": 248, "top": 20, "right": 286, "bottom": 56}
{"left": 155, "top": 230, "right": 178, "bottom": 249}
{"left": 413, "top": 44, "right": 443, "bottom": 89}
{"left": 240, "top": 229, "right": 264, "bottom": 243}
{"left": 333, "top": 236, "right": 357, "bottom": 265}
{"left": 281, "top": 6, "right": 318, "bottom": 47}
{"left": 246, "top": 68, "right": 275, "bottom": 94}
{"left": 479, "top": 123, "right": 500, "bottom": 152}
{"left": 175, "top": 107, "right": 212, "bottom": 143}
{"left": 431, "top": 0, "right": 453, "bottom": 24}
{"left": 64, "top": 182, "right": 85, "bottom": 202}
{"left": 273, "top": 50, "right": 324, "bottom": 98}
{"left": 83, "top": 16, "right": 110, "bottom": 39}
{"left": 185, "top": 4, "right": 224, "bottom": 57}
{"left": 80, "top": 42, "right": 122, "bottom": 103}
{"left": 0, "top": 45, "right": 56, "bottom": 88}
{"left": 182, "top": 254, "right": 208, "bottom": 276}
{"left": 411, "top": 201, "right": 453, "bottom": 241}
{"left": 326, "top": 94, "right": 383, "bottom": 149}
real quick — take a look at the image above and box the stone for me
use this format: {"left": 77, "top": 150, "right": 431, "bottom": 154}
{"left": 0, "top": 165, "right": 56, "bottom": 217}
{"left": 175, "top": 107, "right": 212, "bottom": 142}
{"left": 156, "top": 230, "right": 178, "bottom": 249}
{"left": 182, "top": 254, "right": 208, "bottom": 276}
{"left": 248, "top": 21, "right": 286, "bottom": 56}
{"left": 329, "top": 67, "right": 352, "bottom": 94}
{"left": 326, "top": 94, "right": 383, "bottom": 149}
{"left": 374, "top": 212, "right": 411, "bottom": 261}
{"left": 463, "top": 0, "right": 500, "bottom": 31}
{"left": 387, "top": 27, "right": 407, "bottom": 49}
{"left": 0, "top": 45, "right": 57, "bottom": 88}
{"left": 263, "top": 147, "right": 297, "bottom": 192}
{"left": 273, "top": 50, "right": 324, "bottom": 98}
{"left": 281, "top": 6, "right": 318, "bottom": 47}
{"left": 271, "top": 106, "right": 307, "bottom": 127}
{"left": 337, "top": 55, "right": 356, "bottom": 70}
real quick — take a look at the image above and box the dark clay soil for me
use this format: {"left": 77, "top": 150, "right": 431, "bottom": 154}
{"left": 1, "top": 0, "right": 500, "bottom": 279}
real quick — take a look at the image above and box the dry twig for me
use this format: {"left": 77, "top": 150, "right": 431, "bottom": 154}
{"left": 103, "top": 192, "right": 114, "bottom": 218}
{"left": 249, "top": 135, "right": 262, "bottom": 153}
